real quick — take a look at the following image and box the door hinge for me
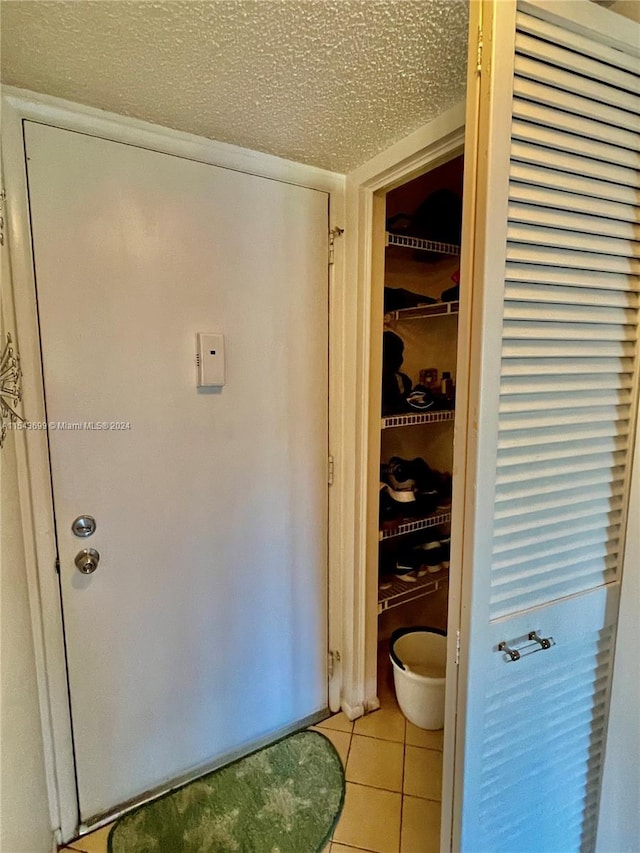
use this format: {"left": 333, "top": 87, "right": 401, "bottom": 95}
{"left": 55, "top": 557, "right": 60, "bottom": 574}
{"left": 327, "top": 454, "right": 335, "bottom": 486}
{"left": 0, "top": 187, "right": 6, "bottom": 247}
{"left": 328, "top": 650, "right": 341, "bottom": 679}
{"left": 328, "top": 226, "right": 344, "bottom": 266}
{"left": 476, "top": 27, "right": 483, "bottom": 75}
{"left": 455, "top": 629, "right": 461, "bottom": 665}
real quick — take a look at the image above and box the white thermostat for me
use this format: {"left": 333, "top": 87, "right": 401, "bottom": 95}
{"left": 195, "top": 333, "right": 225, "bottom": 388}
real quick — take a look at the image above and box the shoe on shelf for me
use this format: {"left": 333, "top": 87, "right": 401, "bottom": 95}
{"left": 387, "top": 456, "right": 442, "bottom": 494}
{"left": 379, "top": 482, "right": 426, "bottom": 524}
{"left": 439, "top": 537, "right": 451, "bottom": 570}
{"left": 414, "top": 489, "right": 440, "bottom": 516}
{"left": 441, "top": 283, "right": 460, "bottom": 302}
{"left": 406, "top": 385, "right": 436, "bottom": 411}
{"left": 379, "top": 483, "right": 402, "bottom": 528}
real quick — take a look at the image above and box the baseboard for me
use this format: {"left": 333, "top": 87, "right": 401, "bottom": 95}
{"left": 341, "top": 700, "right": 365, "bottom": 721}
{"left": 364, "top": 695, "right": 381, "bottom": 713}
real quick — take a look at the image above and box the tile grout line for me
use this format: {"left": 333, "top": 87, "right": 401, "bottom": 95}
{"left": 341, "top": 726, "right": 442, "bottom": 750}
{"left": 399, "top": 712, "right": 407, "bottom": 853}
{"left": 345, "top": 779, "right": 420, "bottom": 797}
{"left": 332, "top": 722, "right": 354, "bottom": 843}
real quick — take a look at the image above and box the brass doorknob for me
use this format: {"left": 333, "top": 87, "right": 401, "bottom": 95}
{"left": 75, "top": 548, "right": 100, "bottom": 574}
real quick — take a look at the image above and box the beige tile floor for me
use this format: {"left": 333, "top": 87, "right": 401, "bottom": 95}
{"left": 61, "top": 691, "right": 442, "bottom": 853}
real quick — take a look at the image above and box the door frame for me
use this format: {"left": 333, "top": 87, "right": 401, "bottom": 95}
{"left": 341, "top": 100, "right": 467, "bottom": 850}
{"left": 1, "top": 86, "right": 346, "bottom": 843}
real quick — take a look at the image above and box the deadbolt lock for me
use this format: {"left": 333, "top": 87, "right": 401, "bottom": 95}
{"left": 75, "top": 548, "right": 100, "bottom": 574}
{"left": 72, "top": 515, "right": 97, "bottom": 537}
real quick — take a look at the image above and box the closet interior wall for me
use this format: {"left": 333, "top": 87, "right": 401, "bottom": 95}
{"left": 377, "top": 156, "right": 464, "bottom": 696}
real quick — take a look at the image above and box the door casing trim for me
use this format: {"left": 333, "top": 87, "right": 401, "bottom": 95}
{"left": 1, "top": 86, "right": 346, "bottom": 842}
{"left": 341, "top": 101, "right": 466, "bottom": 853}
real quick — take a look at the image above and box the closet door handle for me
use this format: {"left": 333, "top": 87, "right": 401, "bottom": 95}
{"left": 498, "top": 632, "right": 554, "bottom": 662}
{"left": 528, "top": 631, "right": 552, "bottom": 650}
{"left": 498, "top": 641, "right": 520, "bottom": 662}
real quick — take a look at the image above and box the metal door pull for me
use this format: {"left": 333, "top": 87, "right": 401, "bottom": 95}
{"left": 528, "top": 631, "right": 551, "bottom": 650}
{"left": 498, "top": 641, "right": 520, "bottom": 662}
{"left": 498, "top": 631, "right": 554, "bottom": 662}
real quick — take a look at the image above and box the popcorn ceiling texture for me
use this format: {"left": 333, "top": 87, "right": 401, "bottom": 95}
{"left": 1, "top": 0, "right": 469, "bottom": 173}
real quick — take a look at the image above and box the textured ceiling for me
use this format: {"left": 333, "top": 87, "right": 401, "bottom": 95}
{"left": 0, "top": 0, "right": 469, "bottom": 173}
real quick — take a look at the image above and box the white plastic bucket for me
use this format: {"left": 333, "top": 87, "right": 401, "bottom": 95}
{"left": 390, "top": 628, "right": 447, "bottom": 730}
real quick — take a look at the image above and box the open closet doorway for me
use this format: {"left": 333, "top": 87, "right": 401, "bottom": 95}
{"left": 377, "top": 156, "right": 465, "bottom": 705}
{"left": 367, "top": 149, "right": 469, "bottom": 846}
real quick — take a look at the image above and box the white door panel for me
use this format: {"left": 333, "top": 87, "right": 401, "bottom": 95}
{"left": 477, "top": 591, "right": 618, "bottom": 851}
{"left": 455, "top": 1, "right": 639, "bottom": 850}
{"left": 24, "top": 122, "right": 329, "bottom": 821}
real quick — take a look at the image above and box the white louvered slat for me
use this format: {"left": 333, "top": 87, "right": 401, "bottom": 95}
{"left": 516, "top": 6, "right": 640, "bottom": 74}
{"left": 504, "top": 300, "right": 637, "bottom": 326}
{"left": 500, "top": 377, "right": 633, "bottom": 400}
{"left": 503, "top": 319, "right": 635, "bottom": 342}
{"left": 493, "top": 496, "right": 625, "bottom": 541}
{"left": 510, "top": 177, "right": 637, "bottom": 221}
{"left": 511, "top": 160, "right": 638, "bottom": 206}
{"left": 497, "top": 420, "right": 631, "bottom": 450}
{"left": 513, "top": 75, "right": 640, "bottom": 135}
{"left": 505, "top": 263, "right": 638, "bottom": 292}
{"left": 499, "top": 389, "right": 632, "bottom": 413}
{"left": 514, "top": 54, "right": 640, "bottom": 116}
{"left": 498, "top": 407, "right": 631, "bottom": 432}
{"left": 492, "top": 516, "right": 623, "bottom": 557}
{"left": 508, "top": 201, "right": 639, "bottom": 241}
{"left": 483, "top": 707, "right": 608, "bottom": 766}
{"left": 493, "top": 480, "right": 625, "bottom": 521}
{"left": 511, "top": 106, "right": 640, "bottom": 166}
{"left": 491, "top": 553, "right": 619, "bottom": 599}
{"left": 514, "top": 30, "right": 639, "bottom": 95}
{"left": 511, "top": 118, "right": 640, "bottom": 171}
{"left": 504, "top": 282, "right": 638, "bottom": 310}
{"left": 493, "top": 527, "right": 620, "bottom": 571}
{"left": 495, "top": 465, "right": 627, "bottom": 503}
{"left": 496, "top": 449, "right": 627, "bottom": 482}
{"left": 506, "top": 243, "right": 638, "bottom": 274}
{"left": 511, "top": 104, "right": 640, "bottom": 167}
{"left": 497, "top": 434, "right": 629, "bottom": 466}
{"left": 507, "top": 222, "right": 639, "bottom": 258}
{"left": 491, "top": 567, "right": 617, "bottom": 615}
{"left": 501, "top": 356, "right": 635, "bottom": 376}
{"left": 511, "top": 133, "right": 638, "bottom": 191}
{"left": 502, "top": 339, "right": 634, "bottom": 358}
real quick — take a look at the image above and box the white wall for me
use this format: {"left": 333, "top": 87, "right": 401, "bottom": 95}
{"left": 0, "top": 232, "right": 52, "bottom": 852}
{"left": 596, "top": 418, "right": 640, "bottom": 853}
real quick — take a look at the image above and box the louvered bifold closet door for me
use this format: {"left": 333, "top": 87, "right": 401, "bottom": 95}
{"left": 495, "top": 4, "right": 640, "bottom": 615}
{"left": 457, "top": 2, "right": 639, "bottom": 852}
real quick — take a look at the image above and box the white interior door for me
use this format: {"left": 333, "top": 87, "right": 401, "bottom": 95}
{"left": 453, "top": 2, "right": 639, "bottom": 850}
{"left": 23, "top": 122, "right": 329, "bottom": 823}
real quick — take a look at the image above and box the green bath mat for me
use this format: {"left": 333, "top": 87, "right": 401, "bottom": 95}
{"left": 108, "top": 730, "right": 344, "bottom": 853}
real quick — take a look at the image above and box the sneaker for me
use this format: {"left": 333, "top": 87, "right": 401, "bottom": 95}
{"left": 387, "top": 457, "right": 440, "bottom": 493}
{"left": 406, "top": 385, "right": 436, "bottom": 411}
